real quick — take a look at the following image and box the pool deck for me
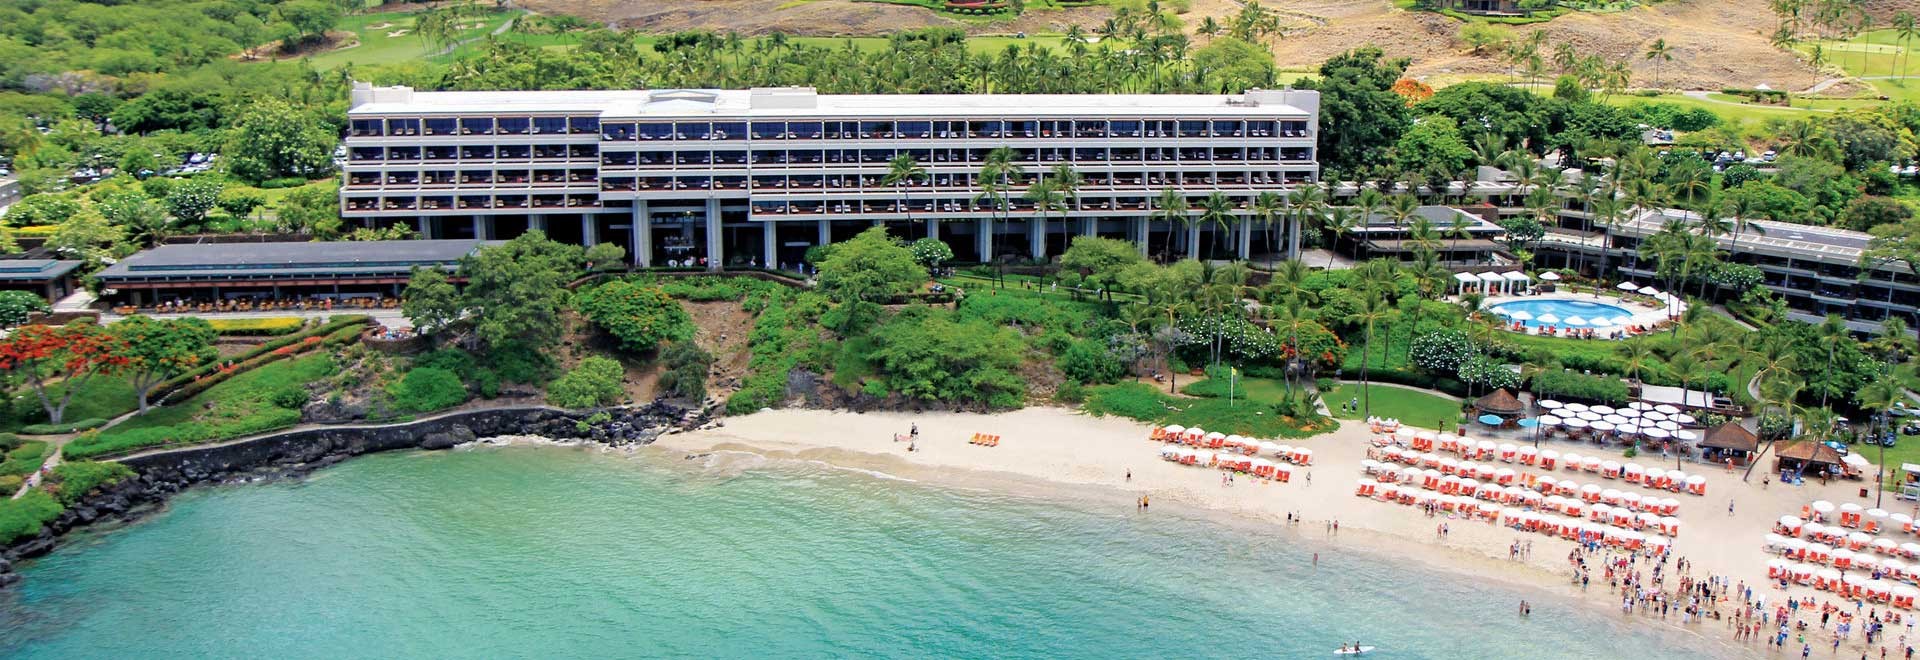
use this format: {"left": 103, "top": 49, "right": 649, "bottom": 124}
{"left": 1478, "top": 290, "right": 1684, "bottom": 339}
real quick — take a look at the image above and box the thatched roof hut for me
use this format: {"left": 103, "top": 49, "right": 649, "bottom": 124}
{"left": 1473, "top": 388, "right": 1525, "bottom": 416}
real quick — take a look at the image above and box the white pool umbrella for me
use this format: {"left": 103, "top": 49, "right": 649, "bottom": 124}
{"left": 1603, "top": 414, "right": 1630, "bottom": 425}
{"left": 1617, "top": 282, "right": 1639, "bottom": 291}
{"left": 1627, "top": 402, "right": 1652, "bottom": 411}
{"left": 1564, "top": 418, "right": 1590, "bottom": 429}
{"left": 1563, "top": 316, "right": 1588, "bottom": 326}
{"left": 1577, "top": 411, "right": 1602, "bottom": 421}
{"left": 1590, "top": 420, "right": 1616, "bottom": 431}
{"left": 1506, "top": 310, "right": 1534, "bottom": 321}
{"left": 1641, "top": 411, "right": 1668, "bottom": 422}
{"left": 1538, "top": 313, "right": 1561, "bottom": 325}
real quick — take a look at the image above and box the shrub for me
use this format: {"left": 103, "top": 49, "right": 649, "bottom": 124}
{"left": 546, "top": 357, "right": 626, "bottom": 409}
{"left": 577, "top": 280, "right": 695, "bottom": 352}
{"left": 257, "top": 177, "right": 309, "bottom": 189}
{"left": 1531, "top": 368, "right": 1630, "bottom": 404}
{"left": 1457, "top": 355, "right": 1519, "bottom": 391}
{"left": 49, "top": 460, "right": 135, "bottom": 505}
{"left": 1409, "top": 329, "right": 1476, "bottom": 373}
{"left": 0, "top": 475, "right": 19, "bottom": 493}
{"left": 0, "top": 490, "right": 63, "bottom": 545}
{"left": 0, "top": 433, "right": 18, "bottom": 451}
{"left": 271, "top": 385, "right": 310, "bottom": 410}
{"left": 0, "top": 441, "right": 49, "bottom": 477}
{"left": 388, "top": 367, "right": 467, "bottom": 413}
{"left": 207, "top": 317, "right": 306, "bottom": 336}
{"left": 657, "top": 341, "right": 714, "bottom": 401}
{"left": 1060, "top": 339, "right": 1125, "bottom": 385}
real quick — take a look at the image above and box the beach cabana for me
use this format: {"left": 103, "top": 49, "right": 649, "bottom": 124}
{"left": 1474, "top": 389, "right": 1526, "bottom": 428}
{"left": 1699, "top": 421, "right": 1760, "bottom": 467}
{"left": 1476, "top": 271, "right": 1504, "bottom": 295}
{"left": 1452, "top": 271, "right": 1478, "bottom": 296}
{"left": 1776, "top": 441, "right": 1848, "bottom": 483}
{"left": 1501, "top": 270, "right": 1531, "bottom": 294}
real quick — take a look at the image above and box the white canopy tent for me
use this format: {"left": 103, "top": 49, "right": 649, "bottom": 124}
{"left": 1453, "top": 271, "right": 1478, "bottom": 296}
{"left": 1501, "top": 271, "right": 1532, "bottom": 295}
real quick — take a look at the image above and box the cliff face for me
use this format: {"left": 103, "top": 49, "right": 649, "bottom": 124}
{"left": 0, "top": 403, "right": 702, "bottom": 588}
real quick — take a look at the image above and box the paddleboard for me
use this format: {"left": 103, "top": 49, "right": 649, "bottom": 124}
{"left": 1332, "top": 646, "right": 1374, "bottom": 656}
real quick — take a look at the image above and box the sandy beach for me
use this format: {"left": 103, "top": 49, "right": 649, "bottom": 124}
{"left": 657, "top": 406, "right": 1908, "bottom": 654}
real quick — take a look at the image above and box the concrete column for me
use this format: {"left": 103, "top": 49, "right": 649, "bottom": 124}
{"left": 762, "top": 221, "right": 776, "bottom": 268}
{"left": 529, "top": 214, "right": 547, "bottom": 233}
{"left": 581, "top": 215, "right": 597, "bottom": 246}
{"left": 633, "top": 201, "right": 652, "bottom": 268}
{"left": 471, "top": 217, "right": 485, "bottom": 240}
{"left": 1029, "top": 218, "right": 1045, "bottom": 260}
{"left": 1187, "top": 224, "right": 1201, "bottom": 260}
{"left": 1237, "top": 217, "right": 1252, "bottom": 260}
{"left": 928, "top": 218, "right": 941, "bottom": 244}
{"left": 817, "top": 219, "right": 830, "bottom": 247}
{"left": 705, "top": 198, "right": 723, "bottom": 271}
{"left": 977, "top": 219, "right": 993, "bottom": 263}
{"left": 416, "top": 217, "right": 431, "bottom": 239}
{"left": 1134, "top": 217, "right": 1149, "bottom": 256}
{"left": 1081, "top": 216, "right": 1096, "bottom": 237}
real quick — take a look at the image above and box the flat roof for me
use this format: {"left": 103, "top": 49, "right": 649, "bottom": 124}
{"left": 96, "top": 240, "right": 490, "bottom": 281}
{"left": 1353, "top": 206, "right": 1504, "bottom": 234}
{"left": 1620, "top": 209, "right": 1876, "bottom": 267}
{"left": 348, "top": 86, "right": 1318, "bottom": 119}
{"left": 0, "top": 259, "right": 81, "bottom": 281}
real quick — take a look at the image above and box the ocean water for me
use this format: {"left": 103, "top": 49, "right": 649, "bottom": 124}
{"left": 0, "top": 445, "right": 1746, "bottom": 659}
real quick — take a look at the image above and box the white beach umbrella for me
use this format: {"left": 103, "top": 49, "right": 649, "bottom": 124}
{"left": 1506, "top": 310, "right": 1535, "bottom": 321}
{"left": 1591, "top": 405, "right": 1616, "bottom": 415}
{"left": 1641, "top": 411, "right": 1668, "bottom": 422}
{"left": 1617, "top": 282, "right": 1639, "bottom": 291}
{"left": 1643, "top": 428, "right": 1671, "bottom": 439}
{"left": 1603, "top": 414, "right": 1630, "bottom": 425}
{"left": 1576, "top": 411, "right": 1602, "bottom": 421}
{"left": 1654, "top": 404, "right": 1681, "bottom": 414}
{"left": 1563, "top": 403, "right": 1590, "bottom": 413}
{"left": 1812, "top": 501, "right": 1837, "bottom": 515}
{"left": 1590, "top": 420, "right": 1616, "bottom": 432}
{"left": 1537, "top": 313, "right": 1562, "bottom": 325}
{"left": 1655, "top": 420, "right": 1680, "bottom": 431}
{"left": 1627, "top": 402, "right": 1652, "bottom": 411}
{"left": 1539, "top": 272, "right": 1562, "bottom": 281}
{"left": 1564, "top": 418, "right": 1590, "bottom": 429}
{"left": 1672, "top": 413, "right": 1697, "bottom": 425}
{"left": 1674, "top": 430, "right": 1699, "bottom": 441}
{"left": 1563, "top": 316, "right": 1588, "bottom": 327}
{"left": 1538, "top": 399, "right": 1563, "bottom": 409}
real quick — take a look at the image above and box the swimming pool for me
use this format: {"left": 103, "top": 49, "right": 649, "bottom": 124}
{"left": 1487, "top": 298, "right": 1636, "bottom": 329}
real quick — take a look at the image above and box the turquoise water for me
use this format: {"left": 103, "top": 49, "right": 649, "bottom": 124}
{"left": 1489, "top": 299, "right": 1637, "bottom": 329}
{"left": 0, "top": 446, "right": 1744, "bottom": 659}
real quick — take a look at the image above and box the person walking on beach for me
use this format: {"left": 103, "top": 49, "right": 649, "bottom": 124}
{"left": 1125, "top": 469, "right": 1131, "bottom": 483}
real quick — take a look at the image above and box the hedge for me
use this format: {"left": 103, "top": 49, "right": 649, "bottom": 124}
{"left": 152, "top": 315, "right": 371, "bottom": 405}
{"left": 0, "top": 490, "right": 62, "bottom": 545}
{"left": 18, "top": 418, "right": 109, "bottom": 435}
{"left": 207, "top": 317, "right": 307, "bottom": 336}
{"left": 49, "top": 461, "right": 135, "bottom": 505}
{"left": 0, "top": 440, "right": 50, "bottom": 477}
{"left": 1529, "top": 369, "right": 1630, "bottom": 405}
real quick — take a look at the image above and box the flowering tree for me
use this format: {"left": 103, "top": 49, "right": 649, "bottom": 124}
{"left": 109, "top": 315, "right": 217, "bottom": 413}
{"left": 0, "top": 323, "right": 129, "bottom": 425}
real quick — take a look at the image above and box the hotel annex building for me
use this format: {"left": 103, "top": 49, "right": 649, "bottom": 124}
{"left": 339, "top": 83, "right": 1321, "bottom": 268}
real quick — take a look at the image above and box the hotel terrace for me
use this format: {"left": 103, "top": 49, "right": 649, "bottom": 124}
{"left": 339, "top": 84, "right": 1322, "bottom": 268}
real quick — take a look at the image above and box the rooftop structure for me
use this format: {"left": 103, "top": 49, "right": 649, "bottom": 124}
{"left": 96, "top": 240, "right": 488, "bottom": 306}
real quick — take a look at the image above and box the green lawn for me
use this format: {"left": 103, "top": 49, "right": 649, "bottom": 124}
{"left": 1084, "top": 380, "right": 1333, "bottom": 439}
{"left": 306, "top": 9, "right": 522, "bottom": 69}
{"left": 66, "top": 353, "right": 336, "bottom": 460}
{"left": 2, "top": 374, "right": 140, "bottom": 433}
{"left": 1323, "top": 382, "right": 1463, "bottom": 431}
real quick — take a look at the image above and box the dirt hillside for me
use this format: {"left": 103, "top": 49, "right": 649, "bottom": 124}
{"left": 517, "top": 0, "right": 1825, "bottom": 91}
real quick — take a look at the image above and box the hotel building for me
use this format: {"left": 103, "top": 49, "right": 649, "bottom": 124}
{"left": 339, "top": 84, "right": 1321, "bottom": 268}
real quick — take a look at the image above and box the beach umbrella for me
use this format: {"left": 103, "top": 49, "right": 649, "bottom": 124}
{"left": 1394, "top": 427, "right": 1417, "bottom": 440}
{"left": 1518, "top": 418, "right": 1540, "bottom": 428}
{"left": 1538, "top": 399, "right": 1563, "bottom": 409}
{"left": 1564, "top": 403, "right": 1590, "bottom": 413}
{"left": 1655, "top": 420, "right": 1680, "bottom": 431}
{"left": 1643, "top": 427, "right": 1670, "bottom": 439}
{"left": 1540, "top": 415, "right": 1563, "bottom": 426}
{"left": 1540, "top": 272, "right": 1561, "bottom": 281}
{"left": 1654, "top": 404, "right": 1680, "bottom": 414}
{"left": 1259, "top": 441, "right": 1282, "bottom": 455}
{"left": 1590, "top": 420, "right": 1616, "bottom": 432}
{"left": 1641, "top": 411, "right": 1668, "bottom": 422}
{"left": 1627, "top": 402, "right": 1652, "bottom": 411}
{"left": 1603, "top": 414, "right": 1630, "bottom": 425}
{"left": 1479, "top": 414, "right": 1504, "bottom": 425}
{"left": 1591, "top": 405, "right": 1616, "bottom": 415}
{"left": 1564, "top": 418, "right": 1590, "bottom": 429}
{"left": 1538, "top": 313, "right": 1561, "bottom": 325}
{"left": 1563, "top": 315, "right": 1588, "bottom": 326}
{"left": 1672, "top": 413, "right": 1697, "bottom": 425}
{"left": 1813, "top": 501, "right": 1837, "bottom": 516}
{"left": 1617, "top": 282, "right": 1639, "bottom": 291}
{"left": 1640, "top": 288, "right": 1663, "bottom": 298}
{"left": 1162, "top": 424, "right": 1185, "bottom": 435}
{"left": 1674, "top": 430, "right": 1699, "bottom": 441}
{"left": 1576, "top": 411, "right": 1602, "bottom": 421}
{"left": 1506, "top": 310, "right": 1535, "bottom": 321}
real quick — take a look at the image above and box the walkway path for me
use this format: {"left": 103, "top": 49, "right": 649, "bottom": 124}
{"left": 1680, "top": 90, "right": 1835, "bottom": 113}
{"left": 9, "top": 409, "right": 143, "bottom": 500}
{"left": 428, "top": 12, "right": 518, "bottom": 58}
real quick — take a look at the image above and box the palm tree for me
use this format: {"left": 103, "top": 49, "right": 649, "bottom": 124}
{"left": 1386, "top": 192, "right": 1420, "bottom": 239}
{"left": 1200, "top": 191, "right": 1236, "bottom": 261}
{"left": 1445, "top": 213, "right": 1474, "bottom": 266}
{"left": 1050, "top": 162, "right": 1082, "bottom": 247}
{"left": 1617, "top": 341, "right": 1657, "bottom": 389}
{"left": 1352, "top": 188, "right": 1387, "bottom": 260}
{"left": 1897, "top": 12, "right": 1918, "bottom": 83}
{"left": 1287, "top": 184, "right": 1327, "bottom": 262}
{"left": 1252, "top": 191, "right": 1284, "bottom": 261}
{"left": 1858, "top": 363, "right": 1919, "bottom": 505}
{"left": 882, "top": 153, "right": 927, "bottom": 237}
{"left": 1816, "top": 313, "right": 1852, "bottom": 410}
{"left": 1324, "top": 207, "right": 1357, "bottom": 270}
{"left": 1151, "top": 188, "right": 1189, "bottom": 261}
{"left": 977, "top": 146, "right": 1024, "bottom": 287}
{"left": 1025, "top": 179, "right": 1067, "bottom": 260}
{"left": 1345, "top": 292, "right": 1398, "bottom": 419}
{"left": 1273, "top": 296, "right": 1313, "bottom": 399}
{"left": 1644, "top": 39, "right": 1673, "bottom": 89}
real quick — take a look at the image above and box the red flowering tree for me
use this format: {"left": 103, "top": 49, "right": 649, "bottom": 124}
{"left": 0, "top": 323, "right": 130, "bottom": 425}
{"left": 109, "top": 315, "right": 216, "bottom": 413}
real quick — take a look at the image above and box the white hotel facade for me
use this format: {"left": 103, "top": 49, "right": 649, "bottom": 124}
{"left": 340, "top": 83, "right": 1320, "bottom": 268}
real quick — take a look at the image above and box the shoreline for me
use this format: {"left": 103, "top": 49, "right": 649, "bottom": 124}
{"left": 658, "top": 407, "right": 1885, "bottom": 657}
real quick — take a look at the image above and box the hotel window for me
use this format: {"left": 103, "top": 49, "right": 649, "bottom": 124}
{"left": 424, "top": 145, "right": 456, "bottom": 161}
{"left": 751, "top": 122, "right": 784, "bottom": 139}
{"left": 1212, "top": 120, "right": 1243, "bottom": 137}
{"left": 423, "top": 170, "right": 455, "bottom": 186}
{"left": 423, "top": 118, "right": 456, "bottom": 136}
{"left": 970, "top": 120, "right": 1004, "bottom": 138}
{"left": 1177, "top": 121, "right": 1206, "bottom": 138}
{"left": 790, "top": 121, "right": 822, "bottom": 139}
{"left": 715, "top": 176, "right": 746, "bottom": 190}
{"left": 899, "top": 121, "right": 932, "bottom": 139}
{"left": 459, "top": 195, "right": 493, "bottom": 209}
{"left": 569, "top": 116, "right": 599, "bottom": 134}
{"left": 350, "top": 147, "right": 383, "bottom": 162}
{"left": 568, "top": 145, "right": 597, "bottom": 159}
{"left": 1111, "top": 120, "right": 1142, "bottom": 137}
{"left": 421, "top": 195, "right": 452, "bottom": 210}
{"left": 713, "top": 122, "right": 746, "bottom": 140}
{"left": 388, "top": 118, "right": 421, "bottom": 136}
{"left": 1247, "top": 121, "right": 1275, "bottom": 137}
{"left": 499, "top": 145, "right": 531, "bottom": 160}
{"left": 460, "top": 117, "right": 494, "bottom": 135}
{"left": 1280, "top": 121, "right": 1309, "bottom": 137}
{"left": 603, "top": 178, "right": 635, "bottom": 192}
{"left": 350, "top": 119, "right": 383, "bottom": 137}
{"left": 387, "top": 146, "right": 421, "bottom": 161}
{"left": 603, "top": 152, "right": 637, "bottom": 166}
{"left": 1008, "top": 120, "right": 1037, "bottom": 138}
{"left": 533, "top": 169, "right": 566, "bottom": 184}
{"left": 348, "top": 172, "right": 380, "bottom": 186}
{"left": 603, "top": 123, "right": 636, "bottom": 141}
{"left": 637, "top": 123, "right": 673, "bottom": 141}
{"left": 498, "top": 117, "right": 531, "bottom": 135}
{"left": 459, "top": 145, "right": 494, "bottom": 160}
{"left": 678, "top": 122, "right": 713, "bottom": 140}
{"left": 459, "top": 170, "right": 493, "bottom": 184}
{"left": 714, "top": 150, "right": 748, "bottom": 165}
